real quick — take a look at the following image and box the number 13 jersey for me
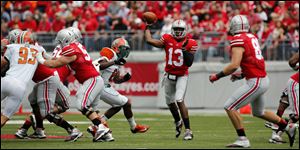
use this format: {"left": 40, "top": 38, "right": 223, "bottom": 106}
{"left": 61, "top": 42, "right": 99, "bottom": 84}
{"left": 230, "top": 33, "right": 266, "bottom": 79}
{"left": 160, "top": 34, "right": 198, "bottom": 76}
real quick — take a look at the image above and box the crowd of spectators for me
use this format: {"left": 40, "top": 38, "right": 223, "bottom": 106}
{"left": 1, "top": 1, "right": 299, "bottom": 61}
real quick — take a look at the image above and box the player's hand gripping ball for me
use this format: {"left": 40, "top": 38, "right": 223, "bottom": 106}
{"left": 142, "top": 12, "right": 157, "bottom": 24}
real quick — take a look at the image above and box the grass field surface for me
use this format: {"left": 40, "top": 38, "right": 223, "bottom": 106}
{"left": 1, "top": 113, "right": 298, "bottom": 149}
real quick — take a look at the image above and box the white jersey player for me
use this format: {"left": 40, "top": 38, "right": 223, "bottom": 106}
{"left": 1, "top": 31, "right": 43, "bottom": 127}
{"left": 89, "top": 38, "right": 149, "bottom": 135}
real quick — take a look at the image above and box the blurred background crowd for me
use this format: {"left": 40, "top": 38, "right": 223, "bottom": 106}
{"left": 1, "top": 1, "right": 299, "bottom": 61}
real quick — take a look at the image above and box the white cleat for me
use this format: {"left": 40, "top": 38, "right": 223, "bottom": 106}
{"left": 264, "top": 121, "right": 279, "bottom": 130}
{"left": 29, "top": 128, "right": 46, "bottom": 139}
{"left": 183, "top": 129, "right": 193, "bottom": 140}
{"left": 93, "top": 124, "right": 110, "bottom": 142}
{"left": 15, "top": 128, "right": 28, "bottom": 139}
{"left": 269, "top": 130, "right": 286, "bottom": 144}
{"left": 285, "top": 123, "right": 297, "bottom": 147}
{"left": 95, "top": 132, "right": 115, "bottom": 142}
{"left": 226, "top": 136, "right": 251, "bottom": 148}
{"left": 65, "top": 128, "right": 83, "bottom": 142}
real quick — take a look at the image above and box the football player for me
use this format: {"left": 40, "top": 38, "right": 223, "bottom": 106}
{"left": 145, "top": 19, "right": 198, "bottom": 140}
{"left": 266, "top": 51, "right": 299, "bottom": 144}
{"left": 15, "top": 30, "right": 82, "bottom": 142}
{"left": 36, "top": 29, "right": 112, "bottom": 142}
{"left": 208, "top": 15, "right": 298, "bottom": 148}
{"left": 88, "top": 38, "right": 149, "bottom": 137}
{"left": 1, "top": 29, "right": 22, "bottom": 76}
{"left": 1, "top": 31, "right": 43, "bottom": 127}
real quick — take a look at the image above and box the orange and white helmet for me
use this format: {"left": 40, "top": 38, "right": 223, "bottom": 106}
{"left": 7, "top": 29, "right": 22, "bottom": 44}
{"left": 111, "top": 38, "right": 130, "bottom": 58}
{"left": 17, "top": 31, "right": 35, "bottom": 44}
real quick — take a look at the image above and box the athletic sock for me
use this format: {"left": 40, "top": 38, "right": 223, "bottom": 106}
{"left": 236, "top": 128, "right": 246, "bottom": 137}
{"left": 21, "top": 119, "right": 32, "bottom": 130}
{"left": 127, "top": 117, "right": 137, "bottom": 130}
{"left": 92, "top": 117, "right": 102, "bottom": 126}
{"left": 182, "top": 118, "right": 190, "bottom": 129}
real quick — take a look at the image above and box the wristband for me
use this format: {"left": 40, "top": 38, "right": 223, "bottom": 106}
{"left": 216, "top": 71, "right": 226, "bottom": 79}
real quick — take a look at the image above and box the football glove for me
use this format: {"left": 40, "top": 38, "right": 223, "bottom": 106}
{"left": 122, "top": 73, "right": 131, "bottom": 82}
{"left": 114, "top": 57, "right": 126, "bottom": 65}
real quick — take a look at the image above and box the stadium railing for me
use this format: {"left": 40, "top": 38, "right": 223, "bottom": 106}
{"left": 35, "top": 30, "right": 298, "bottom": 61}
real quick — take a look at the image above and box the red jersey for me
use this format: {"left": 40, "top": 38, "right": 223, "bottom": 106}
{"left": 32, "top": 43, "right": 56, "bottom": 83}
{"left": 230, "top": 33, "right": 266, "bottom": 79}
{"left": 61, "top": 42, "right": 99, "bottom": 84}
{"left": 52, "top": 45, "right": 71, "bottom": 82}
{"left": 291, "top": 72, "right": 299, "bottom": 83}
{"left": 32, "top": 64, "right": 56, "bottom": 83}
{"left": 160, "top": 34, "right": 198, "bottom": 76}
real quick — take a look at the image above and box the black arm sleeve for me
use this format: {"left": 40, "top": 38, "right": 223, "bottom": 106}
{"left": 182, "top": 50, "right": 194, "bottom": 67}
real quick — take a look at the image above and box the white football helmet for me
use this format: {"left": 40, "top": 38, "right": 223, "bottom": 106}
{"left": 67, "top": 27, "right": 82, "bottom": 42}
{"left": 55, "top": 29, "right": 75, "bottom": 48}
{"left": 229, "top": 15, "right": 250, "bottom": 35}
{"left": 171, "top": 20, "right": 187, "bottom": 39}
{"left": 7, "top": 29, "right": 22, "bottom": 44}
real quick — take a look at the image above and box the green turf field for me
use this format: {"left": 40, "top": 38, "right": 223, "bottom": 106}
{"left": 1, "top": 113, "right": 298, "bottom": 149}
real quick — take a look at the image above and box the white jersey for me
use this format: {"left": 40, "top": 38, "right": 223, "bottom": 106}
{"left": 92, "top": 47, "right": 118, "bottom": 85}
{"left": 4, "top": 43, "right": 44, "bottom": 85}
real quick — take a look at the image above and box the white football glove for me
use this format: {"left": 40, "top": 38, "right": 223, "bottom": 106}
{"left": 36, "top": 51, "right": 46, "bottom": 64}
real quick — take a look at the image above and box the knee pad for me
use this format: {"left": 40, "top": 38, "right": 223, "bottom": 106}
{"left": 54, "top": 104, "right": 68, "bottom": 114}
{"left": 45, "top": 113, "right": 63, "bottom": 124}
{"left": 81, "top": 107, "right": 94, "bottom": 118}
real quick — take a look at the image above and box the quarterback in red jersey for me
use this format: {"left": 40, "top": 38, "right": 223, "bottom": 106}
{"left": 209, "top": 15, "right": 297, "bottom": 148}
{"left": 36, "top": 29, "right": 112, "bottom": 142}
{"left": 145, "top": 19, "right": 198, "bottom": 140}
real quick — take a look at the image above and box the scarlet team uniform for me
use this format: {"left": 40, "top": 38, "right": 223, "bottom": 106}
{"left": 224, "top": 33, "right": 269, "bottom": 116}
{"left": 29, "top": 63, "right": 61, "bottom": 117}
{"left": 286, "top": 72, "right": 299, "bottom": 116}
{"left": 61, "top": 42, "right": 104, "bottom": 110}
{"left": 51, "top": 45, "right": 72, "bottom": 111}
{"left": 160, "top": 34, "right": 198, "bottom": 104}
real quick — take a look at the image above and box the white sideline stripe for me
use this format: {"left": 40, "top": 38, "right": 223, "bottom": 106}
{"left": 6, "top": 118, "right": 160, "bottom": 125}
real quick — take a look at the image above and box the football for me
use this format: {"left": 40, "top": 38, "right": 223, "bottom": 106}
{"left": 142, "top": 12, "right": 157, "bottom": 24}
